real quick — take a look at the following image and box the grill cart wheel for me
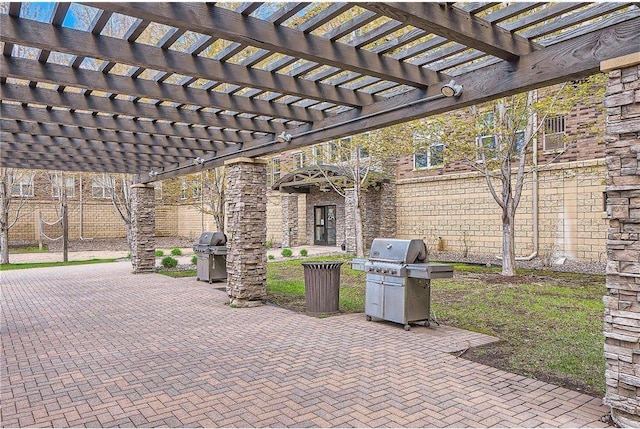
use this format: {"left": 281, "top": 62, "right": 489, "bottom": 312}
{"left": 404, "top": 324, "right": 411, "bottom": 331}
{"left": 366, "top": 315, "right": 372, "bottom": 321}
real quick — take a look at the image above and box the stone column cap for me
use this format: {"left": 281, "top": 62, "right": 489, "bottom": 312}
{"left": 601, "top": 52, "right": 640, "bottom": 72}
{"left": 224, "top": 157, "right": 268, "bottom": 166}
{"left": 131, "top": 183, "right": 155, "bottom": 189}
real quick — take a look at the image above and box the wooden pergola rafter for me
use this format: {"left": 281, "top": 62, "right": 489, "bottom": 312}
{"left": 0, "top": 1, "right": 638, "bottom": 181}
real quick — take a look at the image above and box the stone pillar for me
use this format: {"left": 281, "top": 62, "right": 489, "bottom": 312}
{"left": 130, "top": 183, "right": 155, "bottom": 273}
{"left": 282, "top": 194, "right": 298, "bottom": 248}
{"left": 344, "top": 188, "right": 356, "bottom": 253}
{"left": 225, "top": 158, "right": 267, "bottom": 307}
{"left": 602, "top": 53, "right": 640, "bottom": 428}
{"left": 379, "top": 181, "right": 397, "bottom": 239}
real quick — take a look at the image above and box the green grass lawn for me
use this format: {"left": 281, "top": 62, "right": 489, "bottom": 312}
{"left": 0, "top": 258, "right": 120, "bottom": 270}
{"left": 158, "top": 256, "right": 606, "bottom": 395}
{"left": 8, "top": 244, "right": 49, "bottom": 254}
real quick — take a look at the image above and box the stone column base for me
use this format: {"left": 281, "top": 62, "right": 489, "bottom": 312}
{"left": 229, "top": 298, "right": 264, "bottom": 308}
{"left": 611, "top": 408, "right": 640, "bottom": 428}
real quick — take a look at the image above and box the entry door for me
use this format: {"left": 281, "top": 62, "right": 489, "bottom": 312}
{"left": 314, "top": 205, "right": 337, "bottom": 246}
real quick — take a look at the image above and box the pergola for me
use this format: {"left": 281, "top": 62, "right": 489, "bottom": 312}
{"left": 2, "top": 2, "right": 640, "bottom": 425}
{"left": 0, "top": 2, "right": 637, "bottom": 181}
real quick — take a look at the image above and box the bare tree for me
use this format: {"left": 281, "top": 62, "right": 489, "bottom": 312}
{"left": 424, "top": 75, "right": 605, "bottom": 276}
{"left": 0, "top": 169, "right": 35, "bottom": 264}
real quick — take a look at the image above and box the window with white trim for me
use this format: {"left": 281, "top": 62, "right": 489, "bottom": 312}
{"left": 180, "top": 179, "right": 189, "bottom": 200}
{"left": 514, "top": 130, "right": 526, "bottom": 152}
{"left": 413, "top": 133, "right": 444, "bottom": 169}
{"left": 414, "top": 143, "right": 445, "bottom": 169}
{"left": 292, "top": 152, "right": 305, "bottom": 169}
{"left": 51, "top": 174, "right": 75, "bottom": 198}
{"left": 270, "top": 157, "right": 281, "bottom": 184}
{"left": 11, "top": 173, "right": 34, "bottom": 197}
{"left": 544, "top": 115, "right": 566, "bottom": 151}
{"left": 476, "top": 111, "right": 497, "bottom": 160}
{"left": 91, "top": 176, "right": 114, "bottom": 199}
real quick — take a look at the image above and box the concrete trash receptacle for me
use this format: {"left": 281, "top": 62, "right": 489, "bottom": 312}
{"left": 301, "top": 261, "right": 343, "bottom": 315}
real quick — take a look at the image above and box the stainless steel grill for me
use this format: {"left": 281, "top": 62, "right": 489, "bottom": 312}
{"left": 193, "top": 231, "right": 227, "bottom": 283}
{"left": 352, "top": 238, "right": 453, "bottom": 331}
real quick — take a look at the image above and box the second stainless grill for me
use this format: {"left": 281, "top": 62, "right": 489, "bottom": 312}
{"left": 352, "top": 238, "right": 453, "bottom": 330}
{"left": 193, "top": 231, "right": 227, "bottom": 283}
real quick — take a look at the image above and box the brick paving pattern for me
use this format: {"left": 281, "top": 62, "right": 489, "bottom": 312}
{"left": 2, "top": 262, "right": 609, "bottom": 427}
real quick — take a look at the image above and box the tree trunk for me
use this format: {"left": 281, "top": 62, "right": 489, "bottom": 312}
{"left": 354, "top": 187, "right": 365, "bottom": 258}
{"left": 125, "top": 222, "right": 133, "bottom": 252}
{"left": 62, "top": 200, "right": 68, "bottom": 262}
{"left": 501, "top": 209, "right": 516, "bottom": 276}
{"left": 0, "top": 222, "right": 9, "bottom": 264}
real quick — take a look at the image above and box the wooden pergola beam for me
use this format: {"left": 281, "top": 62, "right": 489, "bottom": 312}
{"left": 0, "top": 56, "right": 324, "bottom": 123}
{"left": 1, "top": 132, "right": 212, "bottom": 162}
{"left": 0, "top": 83, "right": 280, "bottom": 135}
{"left": 361, "top": 2, "right": 538, "bottom": 61}
{"left": 95, "top": 2, "right": 444, "bottom": 88}
{"left": 0, "top": 15, "right": 378, "bottom": 108}
{"left": 0, "top": 147, "right": 170, "bottom": 173}
{"left": 0, "top": 121, "right": 223, "bottom": 156}
{"left": 143, "top": 16, "right": 639, "bottom": 182}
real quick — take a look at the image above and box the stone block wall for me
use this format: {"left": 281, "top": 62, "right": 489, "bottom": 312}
{"left": 395, "top": 160, "right": 607, "bottom": 261}
{"left": 602, "top": 55, "right": 640, "bottom": 427}
{"left": 225, "top": 158, "right": 267, "bottom": 307}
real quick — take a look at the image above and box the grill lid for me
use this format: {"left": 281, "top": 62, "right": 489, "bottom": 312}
{"left": 368, "top": 238, "right": 427, "bottom": 264}
{"left": 197, "top": 231, "right": 227, "bottom": 246}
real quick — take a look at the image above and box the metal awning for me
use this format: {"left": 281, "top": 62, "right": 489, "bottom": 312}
{"left": 1, "top": 2, "right": 638, "bottom": 182}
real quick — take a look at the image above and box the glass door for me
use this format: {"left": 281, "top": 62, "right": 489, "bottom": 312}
{"left": 314, "top": 205, "right": 337, "bottom": 246}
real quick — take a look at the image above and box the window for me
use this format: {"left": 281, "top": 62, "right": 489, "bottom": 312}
{"left": 292, "top": 152, "right": 305, "bottom": 169}
{"left": 476, "top": 111, "right": 497, "bottom": 160}
{"left": 544, "top": 115, "right": 566, "bottom": 151}
{"left": 180, "top": 179, "right": 189, "bottom": 200}
{"left": 191, "top": 179, "right": 201, "bottom": 199}
{"left": 414, "top": 143, "right": 445, "bottom": 169}
{"left": 476, "top": 135, "right": 498, "bottom": 160}
{"left": 270, "top": 157, "right": 281, "bottom": 184}
{"left": 358, "top": 145, "right": 369, "bottom": 159}
{"left": 312, "top": 145, "right": 323, "bottom": 164}
{"left": 51, "top": 174, "right": 75, "bottom": 198}
{"left": 91, "top": 176, "right": 114, "bottom": 199}
{"left": 11, "top": 173, "right": 34, "bottom": 197}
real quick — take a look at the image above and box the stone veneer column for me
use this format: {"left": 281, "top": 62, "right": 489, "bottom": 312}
{"left": 225, "top": 158, "right": 267, "bottom": 307}
{"left": 130, "top": 183, "right": 155, "bottom": 273}
{"left": 602, "top": 53, "right": 640, "bottom": 428}
{"left": 281, "top": 194, "right": 298, "bottom": 248}
{"left": 344, "top": 188, "right": 356, "bottom": 253}
{"left": 379, "top": 181, "right": 397, "bottom": 239}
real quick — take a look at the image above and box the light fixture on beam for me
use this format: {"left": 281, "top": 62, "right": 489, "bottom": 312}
{"left": 193, "top": 156, "right": 205, "bottom": 165}
{"left": 149, "top": 170, "right": 157, "bottom": 177}
{"left": 276, "top": 131, "right": 292, "bottom": 143}
{"left": 441, "top": 80, "right": 463, "bottom": 97}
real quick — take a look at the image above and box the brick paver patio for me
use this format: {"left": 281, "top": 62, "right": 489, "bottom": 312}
{"left": 1, "top": 262, "right": 609, "bottom": 427}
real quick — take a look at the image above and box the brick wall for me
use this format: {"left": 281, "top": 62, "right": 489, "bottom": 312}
{"left": 396, "top": 160, "right": 607, "bottom": 261}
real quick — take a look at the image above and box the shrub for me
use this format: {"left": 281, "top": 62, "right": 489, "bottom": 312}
{"left": 155, "top": 249, "right": 164, "bottom": 257}
{"left": 268, "top": 254, "right": 275, "bottom": 260}
{"left": 281, "top": 248, "right": 293, "bottom": 257}
{"left": 171, "top": 247, "right": 183, "bottom": 256}
{"left": 265, "top": 240, "right": 273, "bottom": 250}
{"left": 191, "top": 255, "right": 198, "bottom": 265}
{"left": 161, "top": 256, "right": 178, "bottom": 268}
{"left": 300, "top": 249, "right": 308, "bottom": 257}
